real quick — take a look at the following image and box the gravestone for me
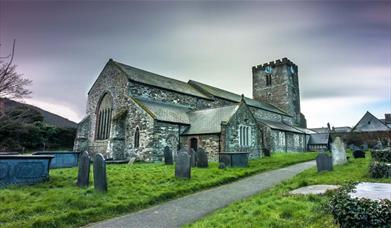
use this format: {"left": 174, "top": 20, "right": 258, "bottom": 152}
{"left": 175, "top": 150, "right": 191, "bottom": 179}
{"left": 93, "top": 153, "right": 107, "bottom": 192}
{"left": 77, "top": 151, "right": 90, "bottom": 188}
{"left": 196, "top": 148, "right": 208, "bottom": 168}
{"left": 331, "top": 137, "right": 347, "bottom": 165}
{"left": 353, "top": 150, "right": 365, "bottom": 158}
{"left": 163, "top": 146, "right": 173, "bottom": 165}
{"left": 128, "top": 157, "right": 136, "bottom": 165}
{"left": 316, "top": 153, "right": 333, "bottom": 172}
{"left": 263, "top": 148, "right": 271, "bottom": 157}
{"left": 190, "top": 149, "right": 197, "bottom": 167}
{"left": 218, "top": 162, "right": 226, "bottom": 169}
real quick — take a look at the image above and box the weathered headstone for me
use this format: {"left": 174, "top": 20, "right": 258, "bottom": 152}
{"left": 77, "top": 151, "right": 90, "bottom": 187}
{"left": 190, "top": 149, "right": 197, "bottom": 167}
{"left": 331, "top": 137, "right": 347, "bottom": 165}
{"left": 175, "top": 150, "right": 191, "bottom": 179}
{"left": 353, "top": 150, "right": 365, "bottom": 158}
{"left": 316, "top": 153, "right": 333, "bottom": 172}
{"left": 196, "top": 148, "right": 208, "bottom": 168}
{"left": 93, "top": 153, "right": 107, "bottom": 192}
{"left": 164, "top": 146, "right": 173, "bottom": 165}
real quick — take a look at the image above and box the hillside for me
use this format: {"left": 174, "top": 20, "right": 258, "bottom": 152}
{"left": 0, "top": 98, "right": 77, "bottom": 128}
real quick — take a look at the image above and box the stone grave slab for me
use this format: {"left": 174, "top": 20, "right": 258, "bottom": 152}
{"left": 175, "top": 150, "right": 191, "bottom": 179}
{"left": 196, "top": 148, "right": 208, "bottom": 168}
{"left": 77, "top": 151, "right": 90, "bottom": 188}
{"left": 331, "top": 137, "right": 347, "bottom": 165}
{"left": 290, "top": 185, "right": 340, "bottom": 195}
{"left": 316, "top": 153, "right": 333, "bottom": 172}
{"left": 349, "top": 182, "right": 391, "bottom": 201}
{"left": 164, "top": 146, "right": 173, "bottom": 165}
{"left": 93, "top": 153, "right": 107, "bottom": 192}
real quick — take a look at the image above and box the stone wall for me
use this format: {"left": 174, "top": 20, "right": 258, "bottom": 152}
{"left": 74, "top": 116, "right": 90, "bottom": 152}
{"left": 223, "top": 103, "right": 261, "bottom": 159}
{"left": 180, "top": 134, "right": 221, "bottom": 162}
{"left": 153, "top": 122, "right": 186, "bottom": 161}
{"left": 269, "top": 129, "right": 306, "bottom": 153}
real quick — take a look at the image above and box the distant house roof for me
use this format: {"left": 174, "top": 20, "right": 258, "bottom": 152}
{"left": 133, "top": 98, "right": 191, "bottom": 125}
{"left": 308, "top": 127, "right": 330, "bottom": 133}
{"left": 188, "top": 80, "right": 289, "bottom": 116}
{"left": 292, "top": 126, "right": 316, "bottom": 135}
{"left": 260, "top": 120, "right": 304, "bottom": 134}
{"left": 308, "top": 133, "right": 330, "bottom": 145}
{"left": 183, "top": 105, "right": 240, "bottom": 135}
{"left": 352, "top": 111, "right": 390, "bottom": 132}
{"left": 112, "top": 60, "right": 211, "bottom": 99}
{"left": 332, "top": 126, "right": 352, "bottom": 133}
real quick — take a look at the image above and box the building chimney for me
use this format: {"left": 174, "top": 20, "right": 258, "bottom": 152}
{"left": 385, "top": 114, "right": 391, "bottom": 124}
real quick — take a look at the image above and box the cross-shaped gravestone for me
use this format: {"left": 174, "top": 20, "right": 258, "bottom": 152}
{"left": 164, "top": 146, "right": 173, "bottom": 165}
{"left": 196, "top": 148, "right": 208, "bottom": 168}
{"left": 93, "top": 153, "right": 107, "bottom": 192}
{"left": 77, "top": 151, "right": 90, "bottom": 187}
{"left": 175, "top": 150, "right": 191, "bottom": 179}
{"left": 316, "top": 153, "right": 333, "bottom": 172}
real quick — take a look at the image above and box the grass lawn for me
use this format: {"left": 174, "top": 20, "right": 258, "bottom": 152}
{"left": 0, "top": 152, "right": 316, "bottom": 228}
{"left": 186, "top": 152, "right": 391, "bottom": 228}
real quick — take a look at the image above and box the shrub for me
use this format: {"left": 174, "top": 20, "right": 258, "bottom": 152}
{"left": 369, "top": 162, "right": 391, "bottom": 178}
{"left": 371, "top": 149, "right": 391, "bottom": 163}
{"left": 329, "top": 183, "right": 391, "bottom": 228}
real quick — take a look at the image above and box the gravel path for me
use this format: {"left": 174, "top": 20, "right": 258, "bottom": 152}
{"left": 87, "top": 160, "right": 316, "bottom": 228}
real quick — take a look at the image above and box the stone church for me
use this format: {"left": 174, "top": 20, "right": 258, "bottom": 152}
{"left": 74, "top": 58, "right": 311, "bottom": 161}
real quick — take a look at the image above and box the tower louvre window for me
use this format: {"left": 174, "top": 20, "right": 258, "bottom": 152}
{"left": 265, "top": 74, "right": 272, "bottom": 86}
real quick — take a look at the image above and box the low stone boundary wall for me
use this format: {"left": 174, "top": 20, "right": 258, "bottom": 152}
{"left": 0, "top": 155, "right": 54, "bottom": 188}
{"left": 32, "top": 151, "right": 80, "bottom": 168}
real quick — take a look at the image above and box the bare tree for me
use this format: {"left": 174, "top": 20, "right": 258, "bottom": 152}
{"left": 0, "top": 40, "right": 32, "bottom": 99}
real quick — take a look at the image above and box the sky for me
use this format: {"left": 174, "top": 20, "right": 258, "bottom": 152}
{"left": 0, "top": 0, "right": 390, "bottom": 128}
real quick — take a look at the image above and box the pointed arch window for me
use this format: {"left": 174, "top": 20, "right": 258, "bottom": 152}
{"left": 96, "top": 93, "right": 113, "bottom": 140}
{"left": 134, "top": 127, "right": 140, "bottom": 148}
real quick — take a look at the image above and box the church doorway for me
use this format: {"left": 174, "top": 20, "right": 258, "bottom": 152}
{"left": 190, "top": 138, "right": 198, "bottom": 152}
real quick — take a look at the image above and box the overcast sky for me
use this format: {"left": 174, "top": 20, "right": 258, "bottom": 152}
{"left": 1, "top": 0, "right": 390, "bottom": 128}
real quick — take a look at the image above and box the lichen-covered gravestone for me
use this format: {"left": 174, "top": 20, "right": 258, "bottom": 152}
{"left": 316, "top": 153, "right": 333, "bottom": 172}
{"left": 331, "top": 137, "right": 347, "bottom": 165}
{"left": 164, "top": 146, "right": 173, "bottom": 165}
{"left": 175, "top": 150, "right": 191, "bottom": 179}
{"left": 196, "top": 148, "right": 208, "bottom": 168}
{"left": 93, "top": 153, "right": 107, "bottom": 192}
{"left": 77, "top": 151, "right": 90, "bottom": 187}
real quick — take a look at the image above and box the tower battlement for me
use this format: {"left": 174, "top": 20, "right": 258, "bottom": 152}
{"left": 252, "top": 57, "right": 297, "bottom": 73}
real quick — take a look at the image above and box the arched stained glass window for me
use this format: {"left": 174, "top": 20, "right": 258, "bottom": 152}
{"left": 96, "top": 93, "right": 113, "bottom": 140}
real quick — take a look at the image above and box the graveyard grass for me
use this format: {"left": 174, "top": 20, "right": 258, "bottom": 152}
{"left": 0, "top": 152, "right": 316, "bottom": 228}
{"left": 186, "top": 152, "right": 391, "bottom": 228}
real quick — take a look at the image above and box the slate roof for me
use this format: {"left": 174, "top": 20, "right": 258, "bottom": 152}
{"left": 292, "top": 126, "right": 316, "bottom": 135}
{"left": 352, "top": 111, "right": 390, "bottom": 132}
{"left": 183, "top": 105, "right": 239, "bottom": 135}
{"left": 308, "top": 127, "right": 330, "bottom": 133}
{"left": 133, "top": 98, "right": 192, "bottom": 125}
{"left": 308, "top": 133, "right": 330, "bottom": 145}
{"left": 332, "top": 126, "right": 352, "bottom": 133}
{"left": 112, "top": 60, "right": 211, "bottom": 99}
{"left": 188, "top": 80, "right": 289, "bottom": 116}
{"left": 260, "top": 120, "right": 304, "bottom": 134}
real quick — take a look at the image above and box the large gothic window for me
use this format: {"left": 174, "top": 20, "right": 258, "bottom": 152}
{"left": 96, "top": 93, "right": 113, "bottom": 140}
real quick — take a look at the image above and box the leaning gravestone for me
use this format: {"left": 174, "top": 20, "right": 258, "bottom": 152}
{"left": 316, "top": 153, "right": 333, "bottom": 172}
{"left": 93, "top": 153, "right": 107, "bottom": 192}
{"left": 196, "top": 148, "right": 208, "bottom": 168}
{"left": 77, "top": 151, "right": 90, "bottom": 187}
{"left": 175, "top": 150, "right": 191, "bottom": 179}
{"left": 164, "top": 146, "right": 173, "bottom": 165}
{"left": 331, "top": 137, "right": 347, "bottom": 165}
{"left": 190, "top": 149, "right": 197, "bottom": 167}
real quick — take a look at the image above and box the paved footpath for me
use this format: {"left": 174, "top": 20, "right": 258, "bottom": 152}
{"left": 88, "top": 160, "right": 315, "bottom": 228}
